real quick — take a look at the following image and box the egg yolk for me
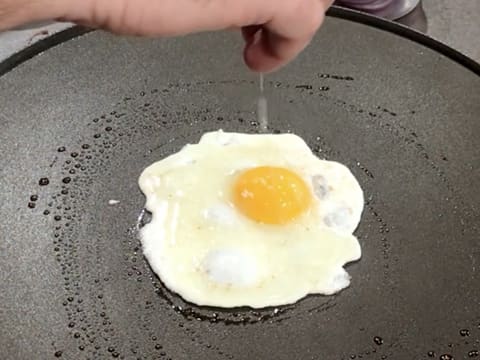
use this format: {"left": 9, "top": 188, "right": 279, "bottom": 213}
{"left": 232, "top": 166, "right": 311, "bottom": 224}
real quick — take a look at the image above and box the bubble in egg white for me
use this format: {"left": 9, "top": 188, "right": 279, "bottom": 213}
{"left": 203, "top": 204, "right": 237, "bottom": 225}
{"left": 202, "top": 249, "right": 259, "bottom": 287}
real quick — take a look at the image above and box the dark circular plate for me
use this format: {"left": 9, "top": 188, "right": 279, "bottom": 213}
{"left": 1, "top": 7, "right": 479, "bottom": 360}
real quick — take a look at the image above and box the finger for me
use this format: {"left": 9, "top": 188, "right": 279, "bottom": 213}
{"left": 63, "top": 0, "right": 273, "bottom": 37}
{"left": 244, "top": 0, "right": 327, "bottom": 72}
{"left": 243, "top": 29, "right": 313, "bottom": 73}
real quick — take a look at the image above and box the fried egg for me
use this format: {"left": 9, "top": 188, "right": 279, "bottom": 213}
{"left": 139, "top": 131, "right": 363, "bottom": 308}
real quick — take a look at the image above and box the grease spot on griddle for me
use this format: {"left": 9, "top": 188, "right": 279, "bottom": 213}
{"left": 318, "top": 73, "right": 354, "bottom": 81}
{"left": 439, "top": 354, "right": 454, "bottom": 360}
{"left": 39, "top": 177, "right": 50, "bottom": 186}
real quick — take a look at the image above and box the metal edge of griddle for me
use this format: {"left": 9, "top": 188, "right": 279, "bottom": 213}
{"left": 0, "top": 7, "right": 479, "bottom": 78}
{"left": 328, "top": 5, "right": 480, "bottom": 76}
{"left": 0, "top": 26, "right": 92, "bottom": 77}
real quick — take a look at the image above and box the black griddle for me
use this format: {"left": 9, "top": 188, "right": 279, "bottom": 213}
{"left": 1, "top": 7, "right": 479, "bottom": 360}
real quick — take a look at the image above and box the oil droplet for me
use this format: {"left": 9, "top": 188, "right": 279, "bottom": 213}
{"left": 439, "top": 354, "right": 454, "bottom": 360}
{"left": 71, "top": 152, "right": 78, "bottom": 158}
{"left": 112, "top": 351, "right": 120, "bottom": 358}
{"left": 155, "top": 344, "right": 162, "bottom": 350}
{"left": 62, "top": 177, "right": 71, "bottom": 184}
{"left": 43, "top": 210, "right": 50, "bottom": 215}
{"left": 82, "top": 144, "right": 90, "bottom": 149}
{"left": 460, "top": 329, "right": 470, "bottom": 337}
{"left": 54, "top": 215, "right": 62, "bottom": 221}
{"left": 54, "top": 350, "right": 63, "bottom": 357}
{"left": 30, "top": 195, "right": 38, "bottom": 201}
{"left": 427, "top": 351, "right": 435, "bottom": 357}
{"left": 374, "top": 336, "right": 384, "bottom": 345}
{"left": 39, "top": 178, "right": 50, "bottom": 186}
{"left": 295, "top": 84, "right": 312, "bottom": 90}
{"left": 58, "top": 146, "right": 66, "bottom": 152}
{"left": 28, "top": 202, "right": 36, "bottom": 209}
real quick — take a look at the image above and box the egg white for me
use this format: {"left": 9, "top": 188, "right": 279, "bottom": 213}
{"left": 139, "top": 131, "right": 363, "bottom": 308}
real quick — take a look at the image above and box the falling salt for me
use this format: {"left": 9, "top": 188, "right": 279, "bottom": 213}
{"left": 257, "top": 73, "right": 268, "bottom": 132}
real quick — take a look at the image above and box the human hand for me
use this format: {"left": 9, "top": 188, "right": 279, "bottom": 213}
{"left": 1, "top": 0, "right": 334, "bottom": 72}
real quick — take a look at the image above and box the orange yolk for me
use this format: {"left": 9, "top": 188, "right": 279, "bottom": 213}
{"left": 232, "top": 166, "right": 312, "bottom": 224}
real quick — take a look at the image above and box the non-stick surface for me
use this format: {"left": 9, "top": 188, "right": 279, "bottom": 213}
{"left": 1, "top": 9, "right": 479, "bottom": 360}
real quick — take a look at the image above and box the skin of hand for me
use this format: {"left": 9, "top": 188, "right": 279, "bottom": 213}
{"left": 0, "top": 0, "right": 334, "bottom": 72}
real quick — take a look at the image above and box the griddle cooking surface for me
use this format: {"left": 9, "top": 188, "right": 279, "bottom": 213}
{"left": 1, "top": 8, "right": 479, "bottom": 360}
